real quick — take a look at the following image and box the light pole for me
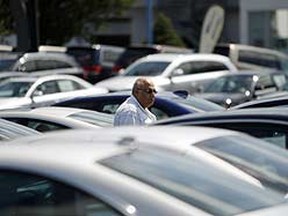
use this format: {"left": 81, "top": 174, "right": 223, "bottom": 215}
{"left": 146, "top": 0, "right": 154, "bottom": 45}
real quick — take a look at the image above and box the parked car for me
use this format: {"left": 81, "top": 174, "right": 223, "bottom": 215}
{"left": 155, "top": 107, "right": 288, "bottom": 149}
{"left": 66, "top": 44, "right": 125, "bottom": 83}
{"left": 0, "top": 126, "right": 287, "bottom": 215}
{"left": 112, "top": 44, "right": 194, "bottom": 73}
{"left": 53, "top": 91, "right": 224, "bottom": 120}
{"left": 96, "top": 53, "right": 238, "bottom": 94}
{"left": 194, "top": 70, "right": 286, "bottom": 108}
{"left": 0, "top": 106, "right": 113, "bottom": 132}
{"left": 0, "top": 74, "right": 107, "bottom": 111}
{"left": 0, "top": 118, "right": 40, "bottom": 140}
{"left": 214, "top": 43, "right": 288, "bottom": 72}
{"left": 10, "top": 52, "right": 84, "bottom": 77}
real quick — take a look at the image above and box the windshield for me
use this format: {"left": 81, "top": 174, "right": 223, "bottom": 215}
{"left": 124, "top": 61, "right": 169, "bottom": 76}
{"left": 100, "top": 142, "right": 285, "bottom": 215}
{"left": 0, "top": 81, "right": 33, "bottom": 97}
{"left": 176, "top": 95, "right": 225, "bottom": 111}
{"left": 195, "top": 135, "right": 288, "bottom": 194}
{"left": 69, "top": 111, "right": 113, "bottom": 127}
{"left": 204, "top": 75, "right": 254, "bottom": 93}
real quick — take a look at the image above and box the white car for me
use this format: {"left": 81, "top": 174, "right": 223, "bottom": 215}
{"left": 0, "top": 74, "right": 108, "bottom": 110}
{"left": 0, "top": 126, "right": 287, "bottom": 215}
{"left": 0, "top": 106, "right": 113, "bottom": 132}
{"left": 96, "top": 53, "right": 238, "bottom": 94}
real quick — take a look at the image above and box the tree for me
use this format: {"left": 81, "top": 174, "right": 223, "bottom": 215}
{"left": 0, "top": 0, "right": 134, "bottom": 46}
{"left": 153, "top": 12, "right": 186, "bottom": 47}
{"left": 38, "top": 0, "right": 134, "bottom": 45}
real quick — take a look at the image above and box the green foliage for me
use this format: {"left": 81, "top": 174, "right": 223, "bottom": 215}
{"left": 0, "top": 0, "right": 13, "bottom": 35}
{"left": 153, "top": 12, "right": 186, "bottom": 47}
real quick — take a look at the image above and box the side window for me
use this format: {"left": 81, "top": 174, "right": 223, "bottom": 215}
{"left": 254, "top": 75, "right": 277, "bottom": 96}
{"left": 177, "top": 61, "right": 228, "bottom": 75}
{"left": 57, "top": 80, "right": 84, "bottom": 92}
{"left": 0, "top": 170, "right": 122, "bottom": 216}
{"left": 200, "top": 122, "right": 287, "bottom": 149}
{"left": 19, "top": 61, "right": 37, "bottom": 72}
{"left": 238, "top": 50, "right": 281, "bottom": 69}
{"left": 53, "top": 60, "right": 73, "bottom": 69}
{"left": 35, "top": 81, "right": 60, "bottom": 95}
{"left": 5, "top": 118, "right": 70, "bottom": 132}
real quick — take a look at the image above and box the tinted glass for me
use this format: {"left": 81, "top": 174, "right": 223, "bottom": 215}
{"left": 196, "top": 135, "right": 288, "bottom": 193}
{"left": 0, "top": 81, "right": 33, "bottom": 97}
{"left": 124, "top": 61, "right": 169, "bottom": 76}
{"left": 101, "top": 140, "right": 285, "bottom": 215}
{"left": 0, "top": 170, "right": 122, "bottom": 216}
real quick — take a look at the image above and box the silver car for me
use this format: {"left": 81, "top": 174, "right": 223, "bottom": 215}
{"left": 0, "top": 74, "right": 108, "bottom": 110}
{"left": 0, "top": 106, "right": 113, "bottom": 132}
{"left": 96, "top": 53, "right": 238, "bottom": 94}
{"left": 0, "top": 126, "right": 287, "bottom": 215}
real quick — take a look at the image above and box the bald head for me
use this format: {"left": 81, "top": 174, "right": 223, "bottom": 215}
{"left": 132, "top": 77, "right": 156, "bottom": 108}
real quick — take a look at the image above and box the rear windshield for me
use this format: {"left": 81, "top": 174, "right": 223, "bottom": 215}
{"left": 66, "top": 48, "right": 99, "bottom": 66}
{"left": 100, "top": 136, "right": 285, "bottom": 215}
{"left": 124, "top": 61, "right": 169, "bottom": 76}
{"left": 115, "top": 47, "right": 158, "bottom": 68}
{"left": 213, "top": 46, "right": 230, "bottom": 57}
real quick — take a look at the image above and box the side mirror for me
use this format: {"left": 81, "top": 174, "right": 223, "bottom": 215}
{"left": 172, "top": 68, "right": 184, "bottom": 76}
{"left": 32, "top": 90, "right": 44, "bottom": 97}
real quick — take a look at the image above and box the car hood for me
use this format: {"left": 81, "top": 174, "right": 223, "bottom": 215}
{"left": 194, "top": 93, "right": 249, "bottom": 107}
{"left": 0, "top": 97, "right": 31, "bottom": 110}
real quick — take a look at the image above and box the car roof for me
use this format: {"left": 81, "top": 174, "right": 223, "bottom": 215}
{"left": 139, "top": 53, "right": 232, "bottom": 62}
{"left": 1, "top": 74, "right": 92, "bottom": 84}
{"left": 155, "top": 107, "right": 288, "bottom": 125}
{"left": 2, "top": 126, "right": 239, "bottom": 161}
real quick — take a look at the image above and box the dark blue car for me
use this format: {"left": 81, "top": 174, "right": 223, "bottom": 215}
{"left": 53, "top": 91, "right": 224, "bottom": 120}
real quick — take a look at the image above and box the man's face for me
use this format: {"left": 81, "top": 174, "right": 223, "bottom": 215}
{"left": 135, "top": 81, "right": 157, "bottom": 108}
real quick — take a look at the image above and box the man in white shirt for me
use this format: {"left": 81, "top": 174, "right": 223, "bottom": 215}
{"left": 114, "top": 77, "right": 157, "bottom": 126}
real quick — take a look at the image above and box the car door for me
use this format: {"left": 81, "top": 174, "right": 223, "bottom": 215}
{"left": 168, "top": 61, "right": 232, "bottom": 94}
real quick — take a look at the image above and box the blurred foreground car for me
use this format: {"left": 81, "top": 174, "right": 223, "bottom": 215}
{"left": 194, "top": 71, "right": 286, "bottom": 108}
{"left": 0, "top": 106, "right": 113, "bottom": 132}
{"left": 155, "top": 107, "right": 288, "bottom": 149}
{"left": 0, "top": 74, "right": 107, "bottom": 110}
{"left": 53, "top": 91, "right": 224, "bottom": 120}
{"left": 0, "top": 118, "right": 40, "bottom": 140}
{"left": 0, "top": 126, "right": 288, "bottom": 215}
{"left": 96, "top": 53, "right": 238, "bottom": 94}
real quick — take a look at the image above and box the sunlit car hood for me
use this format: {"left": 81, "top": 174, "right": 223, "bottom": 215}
{"left": 0, "top": 97, "right": 31, "bottom": 110}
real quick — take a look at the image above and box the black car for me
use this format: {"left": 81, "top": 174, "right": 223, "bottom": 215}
{"left": 194, "top": 71, "right": 286, "bottom": 108}
{"left": 155, "top": 107, "right": 288, "bottom": 149}
{"left": 53, "top": 91, "right": 224, "bottom": 120}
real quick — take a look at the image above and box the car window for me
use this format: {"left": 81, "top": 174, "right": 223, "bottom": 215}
{"left": 5, "top": 118, "right": 70, "bottom": 132}
{"left": 177, "top": 61, "right": 228, "bottom": 76}
{"left": 56, "top": 79, "right": 84, "bottom": 92}
{"left": 0, "top": 170, "right": 122, "bottom": 216}
{"left": 35, "top": 81, "right": 60, "bottom": 95}
{"left": 198, "top": 122, "right": 287, "bottom": 149}
{"left": 19, "top": 61, "right": 37, "bottom": 72}
{"left": 0, "top": 81, "right": 33, "bottom": 97}
{"left": 124, "top": 61, "right": 169, "bottom": 76}
{"left": 101, "top": 143, "right": 285, "bottom": 216}
{"left": 195, "top": 135, "right": 288, "bottom": 193}
{"left": 34, "top": 60, "right": 73, "bottom": 71}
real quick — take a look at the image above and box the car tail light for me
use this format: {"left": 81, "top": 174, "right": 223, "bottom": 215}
{"left": 83, "top": 65, "right": 102, "bottom": 78}
{"left": 112, "top": 65, "right": 123, "bottom": 73}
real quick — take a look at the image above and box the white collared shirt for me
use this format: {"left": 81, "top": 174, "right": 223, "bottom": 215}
{"left": 114, "top": 95, "right": 157, "bottom": 126}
